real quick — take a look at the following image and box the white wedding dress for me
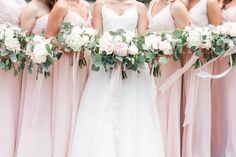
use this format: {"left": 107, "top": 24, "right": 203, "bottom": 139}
{"left": 69, "top": 4, "right": 165, "bottom": 157}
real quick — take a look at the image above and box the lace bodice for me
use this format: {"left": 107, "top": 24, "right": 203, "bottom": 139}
{"left": 101, "top": 5, "right": 138, "bottom": 33}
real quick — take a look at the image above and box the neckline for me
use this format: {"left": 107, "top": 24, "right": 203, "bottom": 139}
{"left": 102, "top": 5, "right": 137, "bottom": 17}
{"left": 66, "top": 10, "right": 90, "bottom": 23}
{"left": 149, "top": 1, "right": 170, "bottom": 19}
{"left": 223, "top": 5, "right": 236, "bottom": 12}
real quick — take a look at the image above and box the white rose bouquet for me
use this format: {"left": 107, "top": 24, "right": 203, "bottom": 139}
{"left": 216, "top": 22, "right": 236, "bottom": 65}
{"left": 56, "top": 22, "right": 98, "bottom": 68}
{"left": 0, "top": 23, "right": 28, "bottom": 75}
{"left": 91, "top": 29, "right": 144, "bottom": 79}
{"left": 26, "top": 35, "right": 61, "bottom": 78}
{"left": 140, "top": 31, "right": 177, "bottom": 77}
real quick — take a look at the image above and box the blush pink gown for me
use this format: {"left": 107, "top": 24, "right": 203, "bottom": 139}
{"left": 182, "top": 0, "right": 213, "bottom": 157}
{"left": 52, "top": 11, "right": 91, "bottom": 157}
{"left": 211, "top": 6, "right": 236, "bottom": 157}
{"left": 15, "top": 15, "right": 54, "bottom": 157}
{"left": 0, "top": 0, "right": 25, "bottom": 156}
{"left": 148, "top": 2, "right": 182, "bottom": 157}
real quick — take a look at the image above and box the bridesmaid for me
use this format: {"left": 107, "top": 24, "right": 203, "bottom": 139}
{"left": 148, "top": 0, "right": 190, "bottom": 157}
{"left": 45, "top": 0, "right": 91, "bottom": 156}
{"left": 182, "top": 0, "right": 222, "bottom": 156}
{"left": 212, "top": 0, "right": 236, "bottom": 156}
{"left": 0, "top": 0, "right": 25, "bottom": 156}
{"left": 15, "top": 1, "right": 57, "bottom": 157}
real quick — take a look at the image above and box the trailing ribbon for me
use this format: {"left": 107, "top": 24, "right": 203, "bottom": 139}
{"left": 196, "top": 46, "right": 236, "bottom": 79}
{"left": 158, "top": 53, "right": 199, "bottom": 93}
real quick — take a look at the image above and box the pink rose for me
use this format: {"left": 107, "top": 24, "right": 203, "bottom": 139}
{"left": 114, "top": 42, "right": 128, "bottom": 56}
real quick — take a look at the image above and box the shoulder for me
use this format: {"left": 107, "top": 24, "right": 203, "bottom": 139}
{"left": 81, "top": 0, "right": 90, "bottom": 9}
{"left": 135, "top": 1, "right": 147, "bottom": 14}
{"left": 93, "top": 0, "right": 104, "bottom": 9}
{"left": 21, "top": 1, "right": 39, "bottom": 18}
{"left": 53, "top": 0, "right": 68, "bottom": 13}
{"left": 171, "top": 0, "right": 188, "bottom": 13}
{"left": 206, "top": 0, "right": 220, "bottom": 6}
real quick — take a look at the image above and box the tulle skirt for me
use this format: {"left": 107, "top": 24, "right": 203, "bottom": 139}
{"left": 212, "top": 57, "right": 236, "bottom": 157}
{"left": 52, "top": 53, "right": 90, "bottom": 157}
{"left": 69, "top": 64, "right": 165, "bottom": 157}
{"left": 15, "top": 68, "right": 53, "bottom": 157}
{"left": 0, "top": 70, "right": 21, "bottom": 157}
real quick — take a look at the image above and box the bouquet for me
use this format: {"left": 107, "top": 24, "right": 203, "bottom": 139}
{"left": 0, "top": 23, "right": 28, "bottom": 75}
{"left": 56, "top": 22, "right": 97, "bottom": 68}
{"left": 216, "top": 22, "right": 236, "bottom": 65}
{"left": 91, "top": 29, "right": 146, "bottom": 79}
{"left": 141, "top": 31, "right": 179, "bottom": 77}
{"left": 26, "top": 35, "right": 61, "bottom": 78}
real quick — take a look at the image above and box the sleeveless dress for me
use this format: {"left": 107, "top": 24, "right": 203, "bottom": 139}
{"left": 0, "top": 1, "right": 25, "bottom": 156}
{"left": 182, "top": 0, "right": 212, "bottom": 157}
{"left": 148, "top": 2, "right": 182, "bottom": 157}
{"left": 69, "top": 5, "right": 165, "bottom": 157}
{"left": 211, "top": 6, "right": 236, "bottom": 157}
{"left": 15, "top": 15, "right": 54, "bottom": 157}
{"left": 52, "top": 11, "right": 92, "bottom": 157}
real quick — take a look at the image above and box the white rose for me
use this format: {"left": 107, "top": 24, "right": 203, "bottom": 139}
{"left": 99, "top": 36, "right": 114, "bottom": 55}
{"left": 71, "top": 26, "right": 83, "bottom": 35}
{"left": 125, "top": 31, "right": 135, "bottom": 43}
{"left": 113, "top": 35, "right": 123, "bottom": 43}
{"left": 128, "top": 44, "right": 138, "bottom": 55}
{"left": 4, "top": 37, "right": 21, "bottom": 53}
{"left": 159, "top": 40, "right": 172, "bottom": 55}
{"left": 81, "top": 35, "right": 90, "bottom": 45}
{"left": 84, "top": 27, "right": 97, "bottom": 36}
{"left": 4, "top": 28, "right": 15, "bottom": 39}
{"left": 187, "top": 31, "right": 202, "bottom": 48}
{"left": 144, "top": 35, "right": 155, "bottom": 50}
{"left": 32, "top": 42, "right": 51, "bottom": 63}
{"left": 65, "top": 34, "right": 83, "bottom": 51}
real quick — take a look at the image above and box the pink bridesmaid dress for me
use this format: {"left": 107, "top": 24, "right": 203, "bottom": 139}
{"left": 15, "top": 15, "right": 54, "bottom": 157}
{"left": 211, "top": 6, "right": 236, "bottom": 157}
{"left": 182, "top": 0, "right": 213, "bottom": 157}
{"left": 148, "top": 2, "right": 182, "bottom": 157}
{"left": 0, "top": 0, "right": 25, "bottom": 156}
{"left": 52, "top": 11, "right": 91, "bottom": 157}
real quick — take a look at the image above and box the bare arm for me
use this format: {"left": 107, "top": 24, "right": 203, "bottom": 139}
{"left": 171, "top": 0, "right": 190, "bottom": 28}
{"left": 20, "top": 3, "right": 38, "bottom": 34}
{"left": 45, "top": 1, "right": 67, "bottom": 38}
{"left": 136, "top": 2, "right": 148, "bottom": 35}
{"left": 207, "top": 0, "right": 222, "bottom": 25}
{"left": 92, "top": 1, "right": 103, "bottom": 34}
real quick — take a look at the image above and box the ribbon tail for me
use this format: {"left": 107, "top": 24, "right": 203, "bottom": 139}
{"left": 196, "top": 46, "right": 236, "bottom": 79}
{"left": 158, "top": 54, "right": 199, "bottom": 93}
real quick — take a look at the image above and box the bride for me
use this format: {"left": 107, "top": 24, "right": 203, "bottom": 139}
{"left": 69, "top": 0, "right": 165, "bottom": 157}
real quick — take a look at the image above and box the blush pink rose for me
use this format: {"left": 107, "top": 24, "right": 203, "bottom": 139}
{"left": 114, "top": 42, "right": 128, "bottom": 56}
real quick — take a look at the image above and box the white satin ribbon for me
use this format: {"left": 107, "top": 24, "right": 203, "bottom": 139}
{"left": 196, "top": 46, "right": 236, "bottom": 79}
{"left": 158, "top": 54, "right": 199, "bottom": 93}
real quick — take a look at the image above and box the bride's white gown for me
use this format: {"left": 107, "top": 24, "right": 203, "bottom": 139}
{"left": 69, "top": 5, "right": 165, "bottom": 157}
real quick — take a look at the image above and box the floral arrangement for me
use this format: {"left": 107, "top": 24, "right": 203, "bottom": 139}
{"left": 56, "top": 22, "right": 97, "bottom": 68}
{"left": 139, "top": 31, "right": 182, "bottom": 77}
{"left": 1, "top": 21, "right": 236, "bottom": 80}
{"left": 216, "top": 22, "right": 236, "bottom": 65}
{"left": 26, "top": 35, "right": 61, "bottom": 78}
{"left": 91, "top": 29, "right": 145, "bottom": 79}
{"left": 0, "top": 23, "right": 28, "bottom": 75}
